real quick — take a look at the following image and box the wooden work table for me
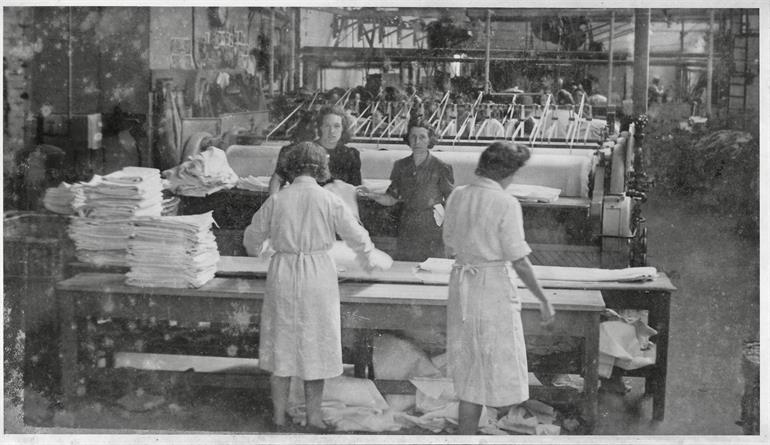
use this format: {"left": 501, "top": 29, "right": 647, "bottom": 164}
{"left": 207, "top": 256, "right": 677, "bottom": 421}
{"left": 67, "top": 256, "right": 675, "bottom": 421}
{"left": 57, "top": 271, "right": 605, "bottom": 428}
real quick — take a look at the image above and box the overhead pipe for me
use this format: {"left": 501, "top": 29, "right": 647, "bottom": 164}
{"left": 706, "top": 10, "right": 714, "bottom": 115}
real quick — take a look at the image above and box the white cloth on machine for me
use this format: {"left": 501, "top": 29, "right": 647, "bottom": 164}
{"left": 162, "top": 147, "right": 238, "bottom": 197}
{"left": 235, "top": 175, "right": 271, "bottom": 192}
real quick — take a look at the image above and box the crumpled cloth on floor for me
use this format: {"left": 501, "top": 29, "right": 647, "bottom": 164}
{"left": 598, "top": 317, "right": 657, "bottom": 378}
{"left": 286, "top": 375, "right": 401, "bottom": 432}
{"left": 399, "top": 378, "right": 556, "bottom": 434}
{"left": 162, "top": 147, "right": 238, "bottom": 197}
{"left": 372, "top": 334, "right": 442, "bottom": 381}
{"left": 494, "top": 400, "right": 561, "bottom": 435}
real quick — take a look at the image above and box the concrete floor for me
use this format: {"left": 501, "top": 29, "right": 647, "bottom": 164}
{"left": 3, "top": 191, "right": 762, "bottom": 441}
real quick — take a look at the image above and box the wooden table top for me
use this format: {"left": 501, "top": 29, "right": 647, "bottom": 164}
{"left": 71, "top": 256, "right": 676, "bottom": 292}
{"left": 216, "top": 256, "right": 676, "bottom": 291}
{"left": 57, "top": 272, "right": 605, "bottom": 312}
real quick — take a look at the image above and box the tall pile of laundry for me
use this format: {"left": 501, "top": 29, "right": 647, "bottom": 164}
{"left": 126, "top": 211, "right": 220, "bottom": 288}
{"left": 68, "top": 167, "right": 164, "bottom": 267}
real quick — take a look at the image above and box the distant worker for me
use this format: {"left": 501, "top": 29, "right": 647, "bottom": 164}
{"left": 648, "top": 76, "right": 665, "bottom": 105}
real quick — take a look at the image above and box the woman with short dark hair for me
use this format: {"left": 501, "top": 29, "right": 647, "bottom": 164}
{"left": 362, "top": 119, "right": 454, "bottom": 261}
{"left": 244, "top": 141, "right": 379, "bottom": 433}
{"left": 443, "top": 141, "right": 556, "bottom": 435}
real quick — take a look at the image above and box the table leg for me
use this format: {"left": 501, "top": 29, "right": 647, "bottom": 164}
{"left": 352, "top": 329, "right": 375, "bottom": 379}
{"left": 59, "top": 290, "right": 78, "bottom": 404}
{"left": 583, "top": 312, "right": 600, "bottom": 431}
{"left": 648, "top": 291, "right": 670, "bottom": 421}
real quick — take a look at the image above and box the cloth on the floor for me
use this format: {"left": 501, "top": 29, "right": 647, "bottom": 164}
{"left": 78, "top": 167, "right": 163, "bottom": 218}
{"left": 398, "top": 378, "right": 553, "bottom": 434}
{"left": 506, "top": 184, "right": 562, "bottom": 203}
{"left": 372, "top": 334, "right": 442, "bottom": 381}
{"left": 551, "top": 374, "right": 585, "bottom": 392}
{"left": 235, "top": 175, "right": 271, "bottom": 192}
{"left": 126, "top": 211, "right": 220, "bottom": 288}
{"left": 162, "top": 147, "right": 238, "bottom": 197}
{"left": 286, "top": 375, "right": 401, "bottom": 432}
{"left": 68, "top": 217, "right": 134, "bottom": 267}
{"left": 598, "top": 319, "right": 657, "bottom": 378}
{"left": 495, "top": 400, "right": 561, "bottom": 435}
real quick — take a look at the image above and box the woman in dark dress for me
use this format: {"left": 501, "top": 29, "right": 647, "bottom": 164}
{"left": 362, "top": 120, "right": 454, "bottom": 261}
{"left": 270, "top": 105, "right": 361, "bottom": 194}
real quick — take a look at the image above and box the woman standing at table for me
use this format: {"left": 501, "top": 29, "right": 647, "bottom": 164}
{"left": 363, "top": 119, "right": 454, "bottom": 261}
{"left": 245, "top": 141, "right": 380, "bottom": 432}
{"left": 443, "top": 142, "right": 556, "bottom": 435}
{"left": 269, "top": 105, "right": 361, "bottom": 194}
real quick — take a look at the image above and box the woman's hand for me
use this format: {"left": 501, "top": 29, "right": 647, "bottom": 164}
{"left": 539, "top": 300, "right": 556, "bottom": 329}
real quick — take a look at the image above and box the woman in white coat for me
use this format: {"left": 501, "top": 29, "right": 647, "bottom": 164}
{"left": 244, "top": 141, "right": 379, "bottom": 432}
{"left": 443, "top": 142, "right": 556, "bottom": 435}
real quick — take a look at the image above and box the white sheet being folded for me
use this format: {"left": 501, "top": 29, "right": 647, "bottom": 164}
{"left": 415, "top": 258, "right": 658, "bottom": 283}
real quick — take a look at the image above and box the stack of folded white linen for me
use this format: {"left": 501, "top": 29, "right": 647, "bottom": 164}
{"left": 162, "top": 147, "right": 238, "bottom": 197}
{"left": 68, "top": 217, "right": 134, "bottom": 266}
{"left": 126, "top": 211, "right": 220, "bottom": 288}
{"left": 43, "top": 182, "right": 83, "bottom": 214}
{"left": 79, "top": 167, "right": 164, "bottom": 218}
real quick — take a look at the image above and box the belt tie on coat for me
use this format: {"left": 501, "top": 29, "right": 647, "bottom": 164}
{"left": 452, "top": 260, "right": 509, "bottom": 321}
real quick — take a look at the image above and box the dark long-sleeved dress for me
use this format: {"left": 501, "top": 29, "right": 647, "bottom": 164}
{"left": 386, "top": 153, "right": 454, "bottom": 261}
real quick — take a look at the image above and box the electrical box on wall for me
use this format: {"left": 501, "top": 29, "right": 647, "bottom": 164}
{"left": 87, "top": 114, "right": 103, "bottom": 150}
{"left": 602, "top": 194, "right": 633, "bottom": 238}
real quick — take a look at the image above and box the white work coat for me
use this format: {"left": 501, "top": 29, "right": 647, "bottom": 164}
{"left": 443, "top": 176, "right": 532, "bottom": 406}
{"left": 244, "top": 176, "right": 373, "bottom": 380}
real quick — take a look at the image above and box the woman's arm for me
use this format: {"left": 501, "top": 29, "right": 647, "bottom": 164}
{"left": 268, "top": 172, "right": 284, "bottom": 195}
{"left": 243, "top": 197, "right": 273, "bottom": 256}
{"left": 367, "top": 192, "right": 399, "bottom": 206}
{"left": 512, "top": 256, "right": 555, "bottom": 325}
